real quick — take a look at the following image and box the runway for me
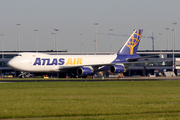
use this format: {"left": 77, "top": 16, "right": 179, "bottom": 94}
{"left": 0, "top": 77, "right": 180, "bottom": 83}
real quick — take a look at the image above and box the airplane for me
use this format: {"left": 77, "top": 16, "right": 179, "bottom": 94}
{"left": 7, "top": 29, "right": 165, "bottom": 77}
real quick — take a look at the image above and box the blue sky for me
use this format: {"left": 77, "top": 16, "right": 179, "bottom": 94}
{"left": 0, "top": 0, "right": 179, "bottom": 52}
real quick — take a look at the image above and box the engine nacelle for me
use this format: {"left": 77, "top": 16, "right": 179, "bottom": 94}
{"left": 110, "top": 65, "right": 125, "bottom": 73}
{"left": 77, "top": 67, "right": 92, "bottom": 76}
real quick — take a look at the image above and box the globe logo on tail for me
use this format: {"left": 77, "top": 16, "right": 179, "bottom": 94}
{"left": 126, "top": 29, "right": 143, "bottom": 55}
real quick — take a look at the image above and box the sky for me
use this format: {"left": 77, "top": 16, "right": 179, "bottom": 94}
{"left": 0, "top": 0, "right": 180, "bottom": 52}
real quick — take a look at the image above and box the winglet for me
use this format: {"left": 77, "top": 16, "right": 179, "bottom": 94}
{"left": 117, "top": 29, "right": 143, "bottom": 55}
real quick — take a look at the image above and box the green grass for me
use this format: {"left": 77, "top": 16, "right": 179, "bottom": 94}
{"left": 0, "top": 81, "right": 180, "bottom": 119}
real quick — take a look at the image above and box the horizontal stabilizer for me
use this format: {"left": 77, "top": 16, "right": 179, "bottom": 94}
{"left": 126, "top": 55, "right": 160, "bottom": 62}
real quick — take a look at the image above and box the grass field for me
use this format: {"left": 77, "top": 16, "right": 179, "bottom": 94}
{"left": 0, "top": 81, "right": 180, "bottom": 120}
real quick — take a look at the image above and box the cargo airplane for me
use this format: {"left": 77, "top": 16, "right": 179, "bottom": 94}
{"left": 7, "top": 29, "right": 161, "bottom": 77}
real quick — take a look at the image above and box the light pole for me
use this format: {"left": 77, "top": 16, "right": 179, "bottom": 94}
{"left": 79, "top": 33, "right": 83, "bottom": 54}
{"left": 16, "top": 24, "right": 21, "bottom": 51}
{"left": 0, "top": 34, "right": 4, "bottom": 59}
{"left": 172, "top": 29, "right": 174, "bottom": 72}
{"left": 172, "top": 23, "right": 177, "bottom": 73}
{"left": 109, "top": 29, "right": 113, "bottom": 53}
{"left": 159, "top": 33, "right": 162, "bottom": 58}
{"left": 172, "top": 22, "right": 177, "bottom": 50}
{"left": 51, "top": 33, "right": 56, "bottom": 51}
{"left": 165, "top": 28, "right": 170, "bottom": 50}
{"left": 54, "top": 29, "right": 59, "bottom": 52}
{"left": 34, "top": 29, "right": 38, "bottom": 52}
{"left": 94, "top": 23, "right": 98, "bottom": 54}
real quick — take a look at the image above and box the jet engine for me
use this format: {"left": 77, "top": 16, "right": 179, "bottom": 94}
{"left": 110, "top": 65, "right": 125, "bottom": 73}
{"left": 77, "top": 67, "right": 92, "bottom": 76}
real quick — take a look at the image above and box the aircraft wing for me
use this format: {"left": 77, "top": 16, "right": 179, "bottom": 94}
{"left": 58, "top": 63, "right": 115, "bottom": 72}
{"left": 57, "top": 58, "right": 171, "bottom": 73}
{"left": 58, "top": 58, "right": 171, "bottom": 69}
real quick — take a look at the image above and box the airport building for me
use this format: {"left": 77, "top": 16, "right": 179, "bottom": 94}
{"left": 0, "top": 50, "right": 179, "bottom": 77}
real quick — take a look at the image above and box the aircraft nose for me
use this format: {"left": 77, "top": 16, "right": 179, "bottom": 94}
{"left": 7, "top": 60, "right": 13, "bottom": 68}
{"left": 7, "top": 59, "right": 20, "bottom": 70}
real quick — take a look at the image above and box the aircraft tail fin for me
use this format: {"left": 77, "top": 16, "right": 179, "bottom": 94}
{"left": 117, "top": 29, "right": 143, "bottom": 55}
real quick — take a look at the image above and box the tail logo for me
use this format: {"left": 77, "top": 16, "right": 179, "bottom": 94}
{"left": 126, "top": 29, "right": 142, "bottom": 55}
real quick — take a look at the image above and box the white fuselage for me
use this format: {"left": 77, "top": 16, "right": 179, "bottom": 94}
{"left": 8, "top": 52, "right": 117, "bottom": 72}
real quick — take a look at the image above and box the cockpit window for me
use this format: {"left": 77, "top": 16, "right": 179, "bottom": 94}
{"left": 17, "top": 54, "right": 22, "bottom": 56}
{"left": 12, "top": 54, "right": 22, "bottom": 58}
